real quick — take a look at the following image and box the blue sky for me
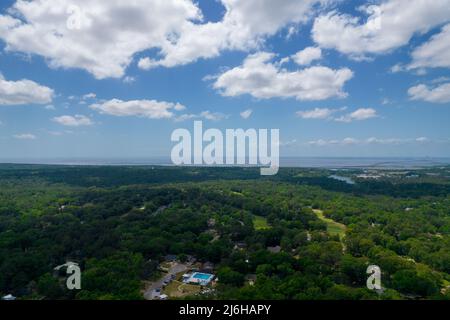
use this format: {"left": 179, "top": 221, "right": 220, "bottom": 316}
{"left": 0, "top": 0, "right": 449, "bottom": 160}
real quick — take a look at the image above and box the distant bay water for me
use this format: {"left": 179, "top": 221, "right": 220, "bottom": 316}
{"left": 1, "top": 157, "right": 450, "bottom": 169}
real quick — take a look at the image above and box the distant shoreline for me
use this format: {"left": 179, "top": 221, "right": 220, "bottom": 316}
{"left": 1, "top": 157, "right": 450, "bottom": 169}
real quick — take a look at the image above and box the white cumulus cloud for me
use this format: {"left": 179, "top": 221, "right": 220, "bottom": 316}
{"left": 240, "top": 109, "right": 253, "bottom": 119}
{"left": 0, "top": 0, "right": 331, "bottom": 79}
{"left": 296, "top": 107, "right": 341, "bottom": 119}
{"left": 139, "top": 0, "right": 333, "bottom": 69}
{"left": 0, "top": 74, "right": 53, "bottom": 105}
{"left": 292, "top": 47, "right": 322, "bottom": 66}
{"left": 312, "top": 0, "right": 450, "bottom": 59}
{"left": 82, "top": 93, "right": 96, "bottom": 100}
{"left": 175, "top": 110, "right": 228, "bottom": 122}
{"left": 0, "top": 0, "right": 202, "bottom": 79}
{"left": 408, "top": 82, "right": 450, "bottom": 103}
{"left": 409, "top": 23, "right": 450, "bottom": 70}
{"left": 335, "top": 108, "right": 378, "bottom": 122}
{"left": 53, "top": 115, "right": 94, "bottom": 126}
{"left": 212, "top": 52, "right": 353, "bottom": 101}
{"left": 90, "top": 99, "right": 184, "bottom": 119}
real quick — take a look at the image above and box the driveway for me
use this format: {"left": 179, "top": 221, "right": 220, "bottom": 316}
{"left": 144, "top": 263, "right": 189, "bottom": 300}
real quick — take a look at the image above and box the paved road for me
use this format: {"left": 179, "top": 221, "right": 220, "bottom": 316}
{"left": 144, "top": 263, "right": 189, "bottom": 300}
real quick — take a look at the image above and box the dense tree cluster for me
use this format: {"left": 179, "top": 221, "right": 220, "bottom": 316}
{"left": 0, "top": 165, "right": 449, "bottom": 300}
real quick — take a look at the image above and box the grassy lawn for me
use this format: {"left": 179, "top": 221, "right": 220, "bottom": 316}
{"left": 163, "top": 280, "right": 201, "bottom": 298}
{"left": 253, "top": 215, "right": 271, "bottom": 230}
{"left": 313, "top": 209, "right": 346, "bottom": 240}
{"left": 178, "top": 283, "right": 202, "bottom": 295}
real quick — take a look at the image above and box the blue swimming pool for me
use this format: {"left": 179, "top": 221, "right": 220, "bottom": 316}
{"left": 185, "top": 272, "right": 215, "bottom": 285}
{"left": 192, "top": 272, "right": 212, "bottom": 280}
